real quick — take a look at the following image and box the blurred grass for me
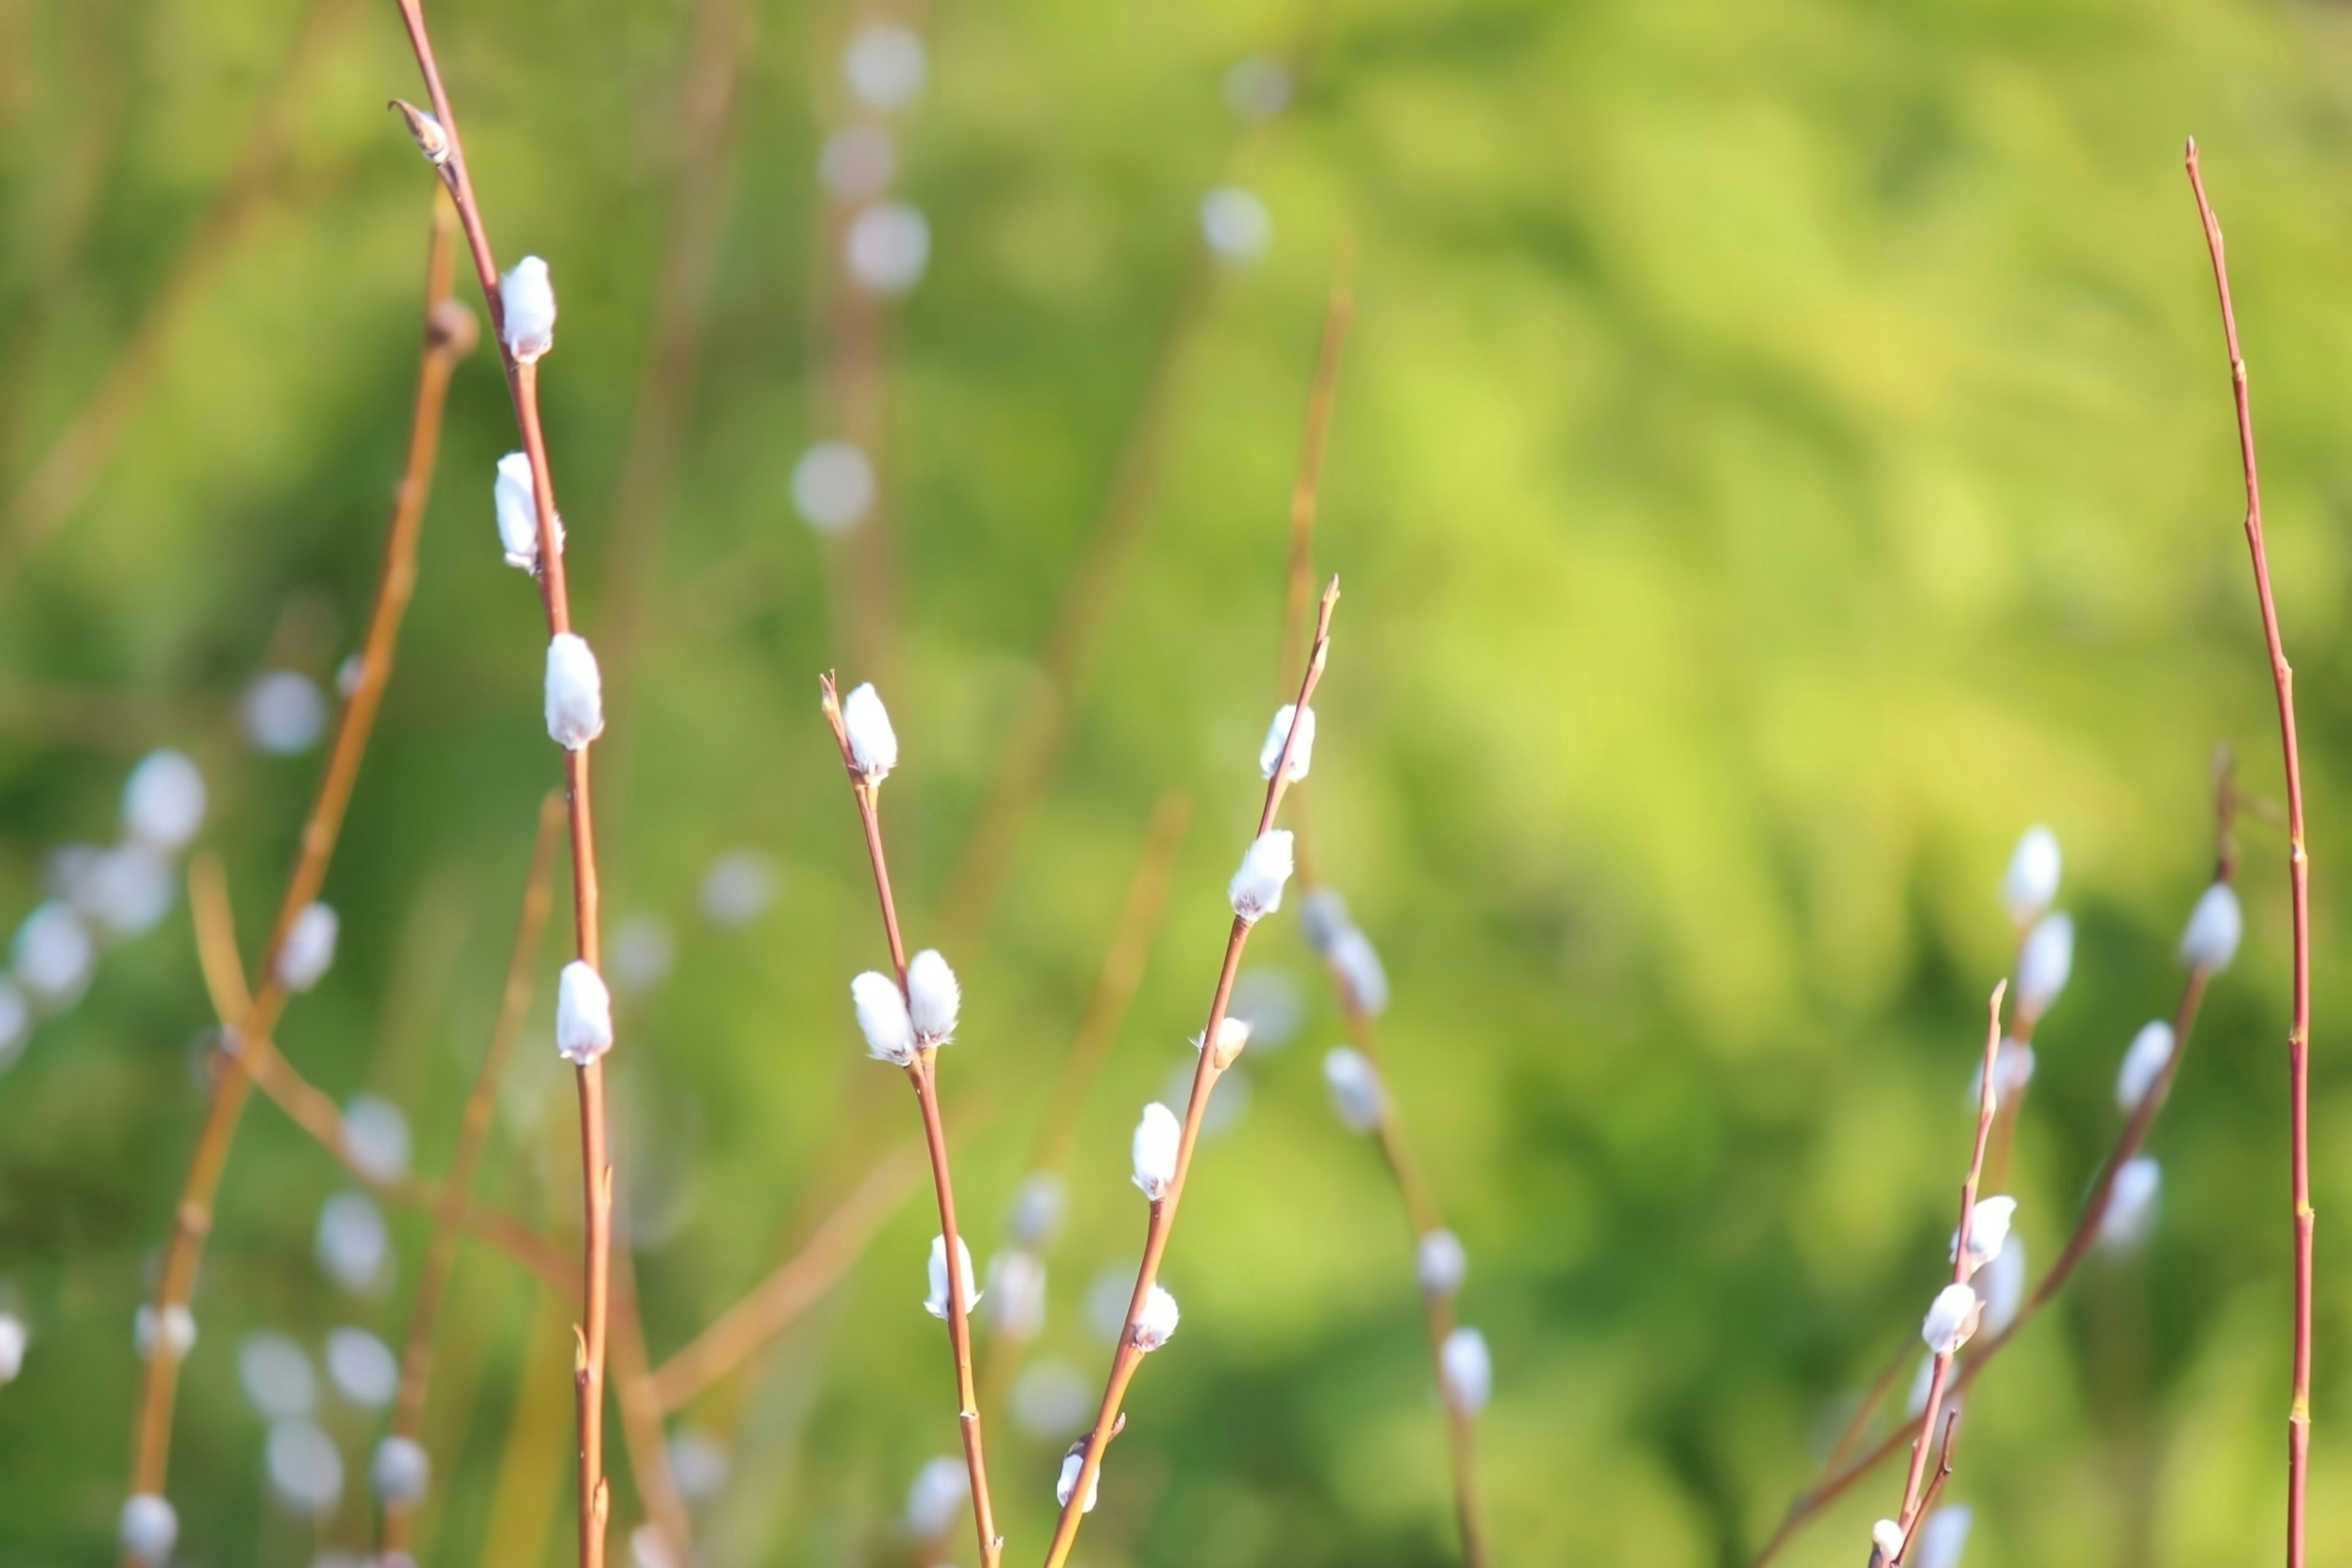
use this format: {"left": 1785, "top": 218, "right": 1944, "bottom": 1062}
{"left": 4, "top": 0, "right": 2352, "bottom": 1562}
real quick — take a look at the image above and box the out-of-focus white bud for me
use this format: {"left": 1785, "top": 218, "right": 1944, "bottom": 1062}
{"left": 390, "top": 99, "right": 451, "bottom": 165}
{"left": 244, "top": 670, "right": 328, "bottom": 755}
{"left": 2100, "top": 1156, "right": 2161, "bottom": 1250}
{"left": 556, "top": 961, "right": 614, "bottom": 1065}
{"left": 500, "top": 256, "right": 557, "bottom": 363}
{"left": 699, "top": 850, "right": 775, "bottom": 928}
{"left": 791, "top": 441, "right": 875, "bottom": 532}
{"left": 924, "top": 1234, "right": 979, "bottom": 1320}
{"left": 1011, "top": 1359, "right": 1091, "bottom": 1438}
{"left": 1199, "top": 185, "right": 1272, "bottom": 263}
{"left": 1190, "top": 1016, "right": 1251, "bottom": 1069}
{"left": 2116, "top": 1022, "right": 2176, "bottom": 1114}
{"left": 276, "top": 902, "right": 339, "bottom": 993}
{"left": 0, "top": 1313, "right": 24, "bottom": 1383}
{"left": 1417, "top": 1229, "right": 1467, "bottom": 1296}
{"left": 988, "top": 1251, "right": 1047, "bottom": 1341}
{"left": 1978, "top": 1237, "right": 2026, "bottom": 1337}
{"left": 371, "top": 1434, "right": 430, "bottom": 1504}
{"left": 846, "top": 203, "right": 930, "bottom": 295}
{"left": 1131, "top": 1102, "right": 1180, "bottom": 1201}
{"left": 1055, "top": 1447, "right": 1099, "bottom": 1513}
{"left": 76, "top": 844, "right": 173, "bottom": 937}
{"left": 1871, "top": 1518, "right": 1905, "bottom": 1564}
{"left": 341, "top": 1094, "right": 410, "bottom": 1182}
{"left": 610, "top": 914, "right": 675, "bottom": 995}
{"left": 660, "top": 1429, "right": 729, "bottom": 1502}
{"left": 2002, "top": 826, "right": 2062, "bottom": 924}
{"left": 326, "top": 1325, "right": 398, "bottom": 1408}
{"left": 2179, "top": 883, "right": 2242, "bottom": 972}
{"left": 119, "top": 1494, "right": 178, "bottom": 1564}
{"left": 267, "top": 1417, "right": 344, "bottom": 1512}
{"left": 1912, "top": 1504, "right": 1972, "bottom": 1568}
{"left": 1904, "top": 1351, "right": 1937, "bottom": 1418}
{"left": 0, "top": 979, "right": 26, "bottom": 1072}
{"left": 1921, "top": 1283, "right": 1980, "bottom": 1355}
{"left": 1298, "top": 888, "right": 1351, "bottom": 955}
{"left": 2014, "top": 912, "right": 2073, "bottom": 1020}
{"left": 907, "top": 949, "right": 960, "bottom": 1046}
{"left": 494, "top": 452, "right": 564, "bottom": 571}
{"left": 1970, "top": 1038, "right": 2035, "bottom": 1107}
{"left": 13, "top": 901, "right": 94, "bottom": 1006}
{"left": 1259, "top": 703, "right": 1316, "bottom": 781}
{"left": 905, "top": 1454, "right": 968, "bottom": 1537}
{"left": 317, "top": 1191, "right": 390, "bottom": 1295}
{"left": 545, "top": 633, "right": 605, "bottom": 750}
{"left": 1951, "top": 1196, "right": 2016, "bottom": 1277}
{"left": 1008, "top": 1171, "right": 1065, "bottom": 1247}
{"left": 134, "top": 1303, "right": 197, "bottom": 1360}
{"left": 1323, "top": 1046, "right": 1385, "bottom": 1132}
{"left": 628, "top": 1525, "right": 679, "bottom": 1568}
{"left": 1131, "top": 1283, "right": 1180, "bottom": 1351}
{"left": 123, "top": 749, "right": 206, "bottom": 850}
{"left": 1223, "top": 55, "right": 1293, "bottom": 121}
{"left": 843, "top": 22, "right": 928, "bottom": 109}
{"left": 818, "top": 126, "right": 897, "bottom": 200}
{"left": 853, "top": 971, "right": 916, "bottom": 1064}
{"left": 1229, "top": 829, "right": 1294, "bottom": 921}
{"left": 238, "top": 1331, "right": 315, "bottom": 1419}
{"left": 1329, "top": 926, "right": 1389, "bottom": 1015}
{"left": 1441, "top": 1325, "right": 1491, "bottom": 1414}
{"left": 842, "top": 682, "right": 899, "bottom": 782}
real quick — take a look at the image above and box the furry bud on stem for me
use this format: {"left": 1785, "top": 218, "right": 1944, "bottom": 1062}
{"left": 556, "top": 961, "right": 614, "bottom": 1065}
{"left": 2002, "top": 825, "right": 2061, "bottom": 924}
{"left": 499, "top": 255, "right": 557, "bottom": 363}
{"left": 276, "top": 903, "right": 339, "bottom": 993}
{"left": 1131, "top": 1102, "right": 1180, "bottom": 1201}
{"left": 924, "top": 1234, "right": 979, "bottom": 1319}
{"left": 1323, "top": 1046, "right": 1385, "bottom": 1132}
{"left": 1258, "top": 703, "right": 1316, "bottom": 781}
{"left": 851, "top": 971, "right": 916, "bottom": 1064}
{"left": 1228, "top": 829, "right": 1294, "bottom": 922}
{"left": 2100, "top": 1156, "right": 2161, "bottom": 1250}
{"left": 545, "top": 633, "right": 605, "bottom": 750}
{"left": 2013, "top": 911, "right": 2073, "bottom": 1020}
{"left": 842, "top": 682, "right": 899, "bottom": 783}
{"left": 2116, "top": 1021, "right": 2175, "bottom": 1113}
{"left": 1441, "top": 1325, "right": 1491, "bottom": 1414}
{"left": 1871, "top": 1519, "right": 1905, "bottom": 1564}
{"left": 1131, "top": 1283, "right": 1180, "bottom": 1351}
{"left": 1190, "top": 1016, "right": 1251, "bottom": 1069}
{"left": 372, "top": 1434, "right": 431, "bottom": 1504}
{"left": 388, "top": 99, "right": 451, "bottom": 167}
{"left": 905, "top": 949, "right": 959, "bottom": 1046}
{"left": 1921, "top": 1282, "right": 1980, "bottom": 1355}
{"left": 2178, "top": 882, "right": 2242, "bottom": 972}
{"left": 119, "top": 1494, "right": 178, "bottom": 1564}
{"left": 494, "top": 453, "right": 564, "bottom": 571}
{"left": 1950, "top": 1195, "right": 2016, "bottom": 1277}
{"left": 1417, "top": 1229, "right": 1468, "bottom": 1296}
{"left": 1055, "top": 1447, "right": 1099, "bottom": 1513}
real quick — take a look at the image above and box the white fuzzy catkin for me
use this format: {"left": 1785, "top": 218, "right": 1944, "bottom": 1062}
{"left": 238, "top": 1332, "right": 315, "bottom": 1419}
{"left": 1200, "top": 184, "right": 1273, "bottom": 263}
{"left": 1951, "top": 1196, "right": 2017, "bottom": 1276}
{"left": 2014, "top": 912, "right": 2073, "bottom": 1019}
{"left": 1258, "top": 703, "right": 1316, "bottom": 781}
{"left": 1328, "top": 925, "right": 1389, "bottom": 1015}
{"left": 317, "top": 1191, "right": 390, "bottom": 1295}
{"left": 545, "top": 633, "right": 606, "bottom": 750}
{"left": 2002, "top": 825, "right": 2062, "bottom": 924}
{"left": 843, "top": 21, "right": 928, "bottom": 109}
{"left": 123, "top": 749, "right": 206, "bottom": 850}
{"left": 907, "top": 949, "right": 960, "bottom": 1046}
{"left": 1008, "top": 1171, "right": 1066, "bottom": 1247}
{"left": 266, "top": 1417, "right": 344, "bottom": 1512}
{"left": 924, "top": 1234, "right": 980, "bottom": 1320}
{"left": 845, "top": 203, "right": 931, "bottom": 295}
{"left": 2116, "top": 1022, "right": 2176, "bottom": 1114}
{"left": 987, "top": 1250, "right": 1047, "bottom": 1341}
{"left": 0, "top": 1313, "right": 24, "bottom": 1384}
{"left": 494, "top": 452, "right": 564, "bottom": 570}
{"left": 77, "top": 844, "right": 173, "bottom": 937}
{"left": 699, "top": 850, "right": 775, "bottom": 927}
{"left": 842, "top": 682, "right": 899, "bottom": 781}
{"left": 1298, "top": 887, "right": 1351, "bottom": 954}
{"left": 1441, "top": 1325, "right": 1491, "bottom": 1414}
{"left": 500, "top": 256, "right": 557, "bottom": 363}
{"left": 791, "top": 441, "right": 876, "bottom": 531}
{"left": 342, "top": 1094, "right": 411, "bottom": 1182}
{"left": 13, "top": 900, "right": 93, "bottom": 1006}
{"left": 1190, "top": 1016, "right": 1251, "bottom": 1068}
{"left": 1978, "top": 1236, "right": 2026, "bottom": 1336}
{"left": 1323, "top": 1046, "right": 1385, "bottom": 1132}
{"left": 1912, "top": 1504, "right": 1973, "bottom": 1568}
{"left": 1131, "top": 1283, "right": 1180, "bottom": 1351}
{"left": 1055, "top": 1449, "right": 1100, "bottom": 1513}
{"left": 1132, "top": 1102, "right": 1180, "bottom": 1200}
{"left": 326, "top": 1326, "right": 399, "bottom": 1408}
{"left": 135, "top": 1303, "right": 197, "bottom": 1360}
{"left": 244, "top": 670, "right": 328, "bottom": 754}
{"left": 372, "top": 1434, "right": 430, "bottom": 1505}
{"left": 905, "top": 1454, "right": 968, "bottom": 1537}
{"left": 119, "top": 1494, "right": 178, "bottom": 1564}
{"left": 274, "top": 902, "right": 337, "bottom": 993}
{"left": 1417, "top": 1229, "right": 1468, "bottom": 1296}
{"left": 2100, "top": 1156, "right": 2162, "bottom": 1250}
{"left": 1228, "top": 829, "right": 1294, "bottom": 921}
{"left": 2179, "top": 882, "right": 2243, "bottom": 972}
{"left": 556, "top": 961, "right": 615, "bottom": 1065}
{"left": 1920, "top": 1283, "right": 1980, "bottom": 1355}
{"left": 852, "top": 971, "right": 916, "bottom": 1064}
{"left": 1871, "top": 1519, "right": 1905, "bottom": 1564}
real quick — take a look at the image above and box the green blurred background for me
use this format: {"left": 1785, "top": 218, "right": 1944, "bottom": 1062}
{"left": 2, "top": 0, "right": 2351, "bottom": 1562}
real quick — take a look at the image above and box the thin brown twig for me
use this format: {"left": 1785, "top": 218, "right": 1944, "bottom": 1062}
{"left": 1894, "top": 1412, "right": 1963, "bottom": 1565}
{"left": 2184, "top": 141, "right": 2315, "bottom": 1568}
{"left": 1039, "top": 578, "right": 1340, "bottom": 1568}
{"left": 122, "top": 189, "right": 469, "bottom": 1539}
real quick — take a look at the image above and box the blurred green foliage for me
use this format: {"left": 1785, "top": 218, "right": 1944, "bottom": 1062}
{"left": 3, "top": 0, "right": 2352, "bottom": 1562}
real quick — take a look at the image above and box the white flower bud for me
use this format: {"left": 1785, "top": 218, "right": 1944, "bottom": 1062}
{"left": 1323, "top": 1046, "right": 1385, "bottom": 1132}
{"left": 372, "top": 1434, "right": 430, "bottom": 1505}
{"left": 2014, "top": 912, "right": 2073, "bottom": 1019}
{"left": 266, "top": 1417, "right": 344, "bottom": 1512}
{"left": 244, "top": 669, "right": 327, "bottom": 754}
{"left": 2116, "top": 1021, "right": 2176, "bottom": 1114}
{"left": 1298, "top": 887, "right": 1351, "bottom": 954}
{"left": 843, "top": 21, "right": 928, "bottom": 109}
{"left": 316, "top": 1190, "right": 390, "bottom": 1295}
{"left": 791, "top": 440, "right": 876, "bottom": 532}
{"left": 907, "top": 949, "right": 959, "bottom": 1046}
{"left": 2179, "top": 882, "right": 2242, "bottom": 972}
{"left": 845, "top": 203, "right": 931, "bottom": 295}
{"left": 1228, "top": 829, "right": 1294, "bottom": 921}
{"left": 1131, "top": 1102, "right": 1180, "bottom": 1201}
{"left": 1008, "top": 1171, "right": 1065, "bottom": 1247}
{"left": 545, "top": 632, "right": 605, "bottom": 750}
{"left": 556, "top": 961, "right": 614, "bottom": 1065}
{"left": 494, "top": 453, "right": 565, "bottom": 571}
{"left": 1189, "top": 1016, "right": 1251, "bottom": 1069}
{"left": 119, "top": 1494, "right": 178, "bottom": 1563}
{"left": 905, "top": 1454, "right": 968, "bottom": 1537}
{"left": 988, "top": 1250, "right": 1048, "bottom": 1341}
{"left": 1258, "top": 703, "right": 1316, "bottom": 781}
{"left": 842, "top": 682, "right": 899, "bottom": 781}
{"left": 1978, "top": 1237, "right": 2026, "bottom": 1337}
{"left": 342, "top": 1093, "right": 411, "bottom": 1182}
{"left": 13, "top": 900, "right": 94, "bottom": 1006}
{"left": 852, "top": 971, "right": 916, "bottom": 1064}
{"left": 0, "top": 1313, "right": 24, "bottom": 1383}
{"left": 500, "top": 256, "right": 557, "bottom": 363}
{"left": 2002, "top": 825, "right": 2062, "bottom": 924}
{"left": 274, "top": 902, "right": 337, "bottom": 993}
{"left": 1871, "top": 1518, "right": 1906, "bottom": 1564}
{"left": 1200, "top": 184, "right": 1272, "bottom": 263}
{"left": 1131, "top": 1283, "right": 1180, "bottom": 1351}
{"left": 326, "top": 1325, "right": 399, "bottom": 1408}
{"left": 123, "top": 749, "right": 206, "bottom": 850}
{"left": 1921, "top": 1283, "right": 1980, "bottom": 1356}
{"left": 1329, "top": 925, "right": 1389, "bottom": 1015}
{"left": 1441, "top": 1325, "right": 1491, "bottom": 1414}
{"left": 75, "top": 844, "right": 173, "bottom": 937}
{"left": 134, "top": 1303, "right": 197, "bottom": 1360}
{"left": 1912, "top": 1504, "right": 1972, "bottom": 1568}
{"left": 1055, "top": 1448, "right": 1099, "bottom": 1513}
{"left": 699, "top": 850, "right": 775, "bottom": 927}
{"left": 1417, "top": 1229, "right": 1467, "bottom": 1296}
{"left": 924, "top": 1234, "right": 980, "bottom": 1320}
{"left": 2099, "top": 1156, "right": 2161, "bottom": 1250}
{"left": 238, "top": 1331, "right": 315, "bottom": 1419}
{"left": 1951, "top": 1196, "right": 2016, "bottom": 1276}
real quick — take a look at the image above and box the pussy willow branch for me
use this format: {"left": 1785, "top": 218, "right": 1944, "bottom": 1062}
{"left": 1039, "top": 578, "right": 1340, "bottom": 1568}
{"left": 2185, "top": 140, "right": 2315, "bottom": 1568}
{"left": 818, "top": 674, "right": 1003, "bottom": 1568}
{"left": 379, "top": 792, "right": 563, "bottom": 1556}
{"left": 388, "top": 8, "right": 617, "bottom": 1561}
{"left": 122, "top": 189, "right": 468, "bottom": 1537}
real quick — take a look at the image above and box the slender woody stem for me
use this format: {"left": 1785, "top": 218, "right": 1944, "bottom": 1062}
{"left": 2184, "top": 141, "right": 2314, "bottom": 1568}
